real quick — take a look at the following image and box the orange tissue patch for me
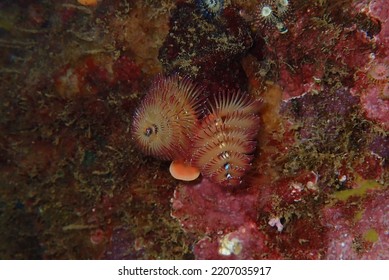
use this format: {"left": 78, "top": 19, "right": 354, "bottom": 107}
{"left": 169, "top": 160, "right": 200, "bottom": 182}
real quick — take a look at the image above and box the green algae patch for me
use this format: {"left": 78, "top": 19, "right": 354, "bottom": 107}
{"left": 333, "top": 179, "right": 382, "bottom": 201}
{"left": 353, "top": 209, "right": 364, "bottom": 223}
{"left": 363, "top": 229, "right": 379, "bottom": 243}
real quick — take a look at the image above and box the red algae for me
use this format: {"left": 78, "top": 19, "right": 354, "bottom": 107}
{"left": 359, "top": 80, "right": 389, "bottom": 130}
{"left": 171, "top": 178, "right": 259, "bottom": 235}
{"left": 323, "top": 187, "right": 389, "bottom": 259}
{"left": 1, "top": 0, "right": 388, "bottom": 260}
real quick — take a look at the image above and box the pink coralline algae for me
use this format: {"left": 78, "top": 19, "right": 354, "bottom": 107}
{"left": 356, "top": 190, "right": 389, "bottom": 259}
{"left": 171, "top": 172, "right": 326, "bottom": 259}
{"left": 348, "top": 0, "right": 389, "bottom": 129}
{"left": 194, "top": 223, "right": 280, "bottom": 260}
{"left": 171, "top": 178, "right": 259, "bottom": 235}
{"left": 351, "top": 55, "right": 389, "bottom": 130}
{"left": 353, "top": 59, "right": 389, "bottom": 130}
{"left": 257, "top": 171, "right": 319, "bottom": 213}
{"left": 171, "top": 178, "right": 283, "bottom": 259}
{"left": 367, "top": 0, "right": 389, "bottom": 54}
{"left": 171, "top": 178, "right": 261, "bottom": 258}
{"left": 360, "top": 85, "right": 389, "bottom": 129}
{"left": 323, "top": 188, "right": 389, "bottom": 259}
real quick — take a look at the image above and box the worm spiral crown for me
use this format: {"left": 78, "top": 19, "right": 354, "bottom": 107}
{"left": 191, "top": 91, "right": 261, "bottom": 187}
{"left": 253, "top": 0, "right": 290, "bottom": 34}
{"left": 196, "top": 0, "right": 224, "bottom": 19}
{"left": 131, "top": 76, "right": 203, "bottom": 160}
{"left": 275, "top": 0, "right": 290, "bottom": 17}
